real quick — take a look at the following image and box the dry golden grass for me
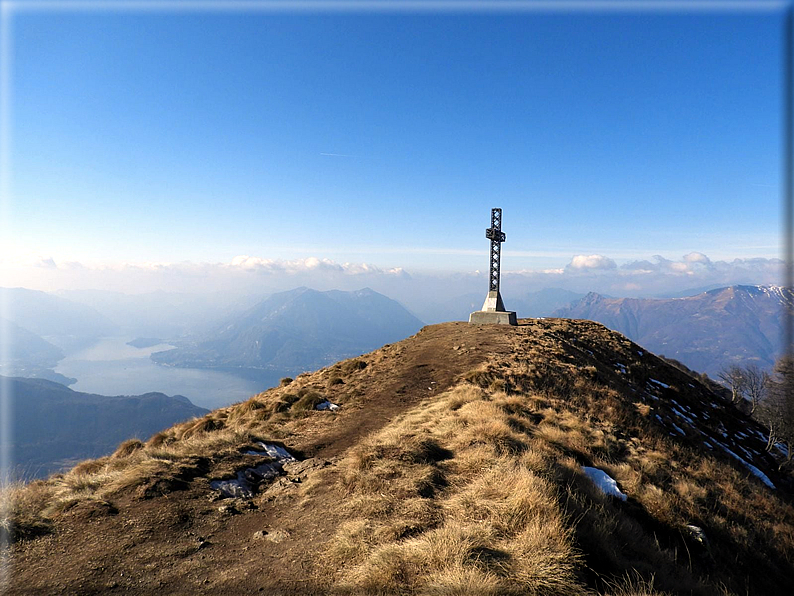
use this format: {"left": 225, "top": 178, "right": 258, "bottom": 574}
{"left": 322, "top": 330, "right": 794, "bottom": 596}
{"left": 0, "top": 480, "right": 55, "bottom": 541}
{"left": 0, "top": 415, "right": 280, "bottom": 538}
{"left": 325, "top": 384, "right": 588, "bottom": 595}
{"left": 111, "top": 438, "right": 144, "bottom": 459}
{"left": 5, "top": 319, "right": 794, "bottom": 596}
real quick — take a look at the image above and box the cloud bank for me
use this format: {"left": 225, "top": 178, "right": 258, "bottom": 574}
{"left": 1, "top": 252, "right": 784, "bottom": 315}
{"left": 505, "top": 253, "right": 784, "bottom": 298}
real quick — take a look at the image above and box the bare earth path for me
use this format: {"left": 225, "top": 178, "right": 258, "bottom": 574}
{"left": 8, "top": 322, "right": 515, "bottom": 595}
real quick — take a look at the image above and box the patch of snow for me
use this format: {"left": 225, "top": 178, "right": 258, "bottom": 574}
{"left": 212, "top": 443, "right": 297, "bottom": 498}
{"left": 245, "top": 443, "right": 296, "bottom": 461}
{"left": 582, "top": 466, "right": 627, "bottom": 501}
{"left": 211, "top": 477, "right": 254, "bottom": 498}
{"left": 316, "top": 400, "right": 340, "bottom": 411}
{"left": 671, "top": 406, "right": 697, "bottom": 426}
{"left": 743, "top": 463, "right": 776, "bottom": 489}
{"left": 670, "top": 422, "right": 687, "bottom": 436}
{"left": 615, "top": 362, "right": 628, "bottom": 373}
{"left": 211, "top": 462, "right": 283, "bottom": 498}
{"left": 649, "top": 379, "right": 670, "bottom": 389}
{"left": 751, "top": 429, "right": 768, "bottom": 441}
{"left": 717, "top": 445, "right": 776, "bottom": 490}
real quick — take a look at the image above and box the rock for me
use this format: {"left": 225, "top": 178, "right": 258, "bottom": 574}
{"left": 268, "top": 529, "right": 289, "bottom": 543}
{"left": 218, "top": 498, "right": 254, "bottom": 515}
{"left": 684, "top": 524, "right": 709, "bottom": 547}
{"left": 282, "top": 458, "right": 327, "bottom": 478}
{"left": 252, "top": 529, "right": 289, "bottom": 543}
{"left": 218, "top": 503, "right": 239, "bottom": 516}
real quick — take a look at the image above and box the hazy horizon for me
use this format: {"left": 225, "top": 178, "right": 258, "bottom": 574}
{"left": 0, "top": 249, "right": 785, "bottom": 306}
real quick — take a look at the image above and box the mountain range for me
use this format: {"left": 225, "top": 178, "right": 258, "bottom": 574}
{"left": 151, "top": 287, "right": 424, "bottom": 372}
{"left": 5, "top": 376, "right": 208, "bottom": 479}
{"left": 5, "top": 319, "right": 792, "bottom": 595}
{"left": 554, "top": 284, "right": 793, "bottom": 378}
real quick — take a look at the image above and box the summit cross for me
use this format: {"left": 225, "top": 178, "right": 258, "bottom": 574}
{"left": 486, "top": 208, "right": 506, "bottom": 293}
{"left": 468, "top": 207, "right": 517, "bottom": 326}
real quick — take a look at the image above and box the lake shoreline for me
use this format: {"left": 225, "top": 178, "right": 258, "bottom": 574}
{"left": 54, "top": 336, "right": 282, "bottom": 410}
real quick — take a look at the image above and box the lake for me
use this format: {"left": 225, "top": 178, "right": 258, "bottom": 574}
{"left": 54, "top": 337, "right": 285, "bottom": 410}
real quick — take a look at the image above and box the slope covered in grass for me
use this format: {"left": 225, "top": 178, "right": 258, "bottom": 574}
{"left": 3, "top": 320, "right": 793, "bottom": 595}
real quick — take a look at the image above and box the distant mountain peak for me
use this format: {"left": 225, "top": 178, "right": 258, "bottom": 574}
{"left": 556, "top": 284, "right": 791, "bottom": 377}
{"left": 152, "top": 287, "right": 424, "bottom": 371}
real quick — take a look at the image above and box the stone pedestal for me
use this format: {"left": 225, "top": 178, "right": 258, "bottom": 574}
{"left": 469, "top": 290, "right": 517, "bottom": 326}
{"left": 468, "top": 310, "right": 517, "bottom": 325}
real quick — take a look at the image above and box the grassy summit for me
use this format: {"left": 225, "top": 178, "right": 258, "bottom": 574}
{"left": 3, "top": 320, "right": 793, "bottom": 595}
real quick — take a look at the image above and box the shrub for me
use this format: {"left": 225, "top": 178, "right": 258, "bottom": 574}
{"left": 292, "top": 391, "right": 326, "bottom": 412}
{"left": 342, "top": 359, "right": 368, "bottom": 375}
{"left": 112, "top": 439, "right": 144, "bottom": 459}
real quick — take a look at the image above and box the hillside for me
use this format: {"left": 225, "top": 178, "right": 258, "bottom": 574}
{"left": 4, "top": 319, "right": 794, "bottom": 595}
{"left": 0, "top": 287, "right": 118, "bottom": 348}
{"left": 0, "top": 319, "right": 74, "bottom": 385}
{"left": 0, "top": 319, "right": 63, "bottom": 367}
{"left": 554, "top": 285, "right": 793, "bottom": 377}
{"left": 151, "top": 287, "right": 424, "bottom": 371}
{"left": 3, "top": 376, "right": 209, "bottom": 479}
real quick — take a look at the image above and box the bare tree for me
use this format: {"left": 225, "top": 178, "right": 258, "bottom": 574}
{"left": 742, "top": 364, "right": 770, "bottom": 415}
{"left": 755, "top": 356, "right": 794, "bottom": 469}
{"left": 718, "top": 365, "right": 746, "bottom": 405}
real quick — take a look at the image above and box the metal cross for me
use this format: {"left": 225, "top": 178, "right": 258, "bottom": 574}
{"left": 485, "top": 208, "right": 506, "bottom": 292}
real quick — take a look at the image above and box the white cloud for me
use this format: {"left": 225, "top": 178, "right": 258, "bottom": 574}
{"left": 33, "top": 256, "right": 57, "bottom": 269}
{"left": 229, "top": 255, "right": 344, "bottom": 273}
{"left": 227, "top": 255, "right": 407, "bottom": 277}
{"left": 683, "top": 251, "right": 711, "bottom": 265}
{"left": 568, "top": 254, "right": 617, "bottom": 270}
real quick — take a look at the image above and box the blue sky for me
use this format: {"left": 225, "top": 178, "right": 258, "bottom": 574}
{"left": 0, "top": 1, "right": 788, "bottom": 296}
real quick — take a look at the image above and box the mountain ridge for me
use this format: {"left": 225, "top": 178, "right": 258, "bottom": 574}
{"left": 5, "top": 318, "right": 793, "bottom": 595}
{"left": 4, "top": 375, "right": 209, "bottom": 479}
{"left": 151, "top": 286, "right": 425, "bottom": 372}
{"left": 553, "top": 284, "right": 792, "bottom": 377}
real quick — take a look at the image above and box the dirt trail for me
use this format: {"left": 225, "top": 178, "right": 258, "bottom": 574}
{"left": 8, "top": 322, "right": 522, "bottom": 595}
